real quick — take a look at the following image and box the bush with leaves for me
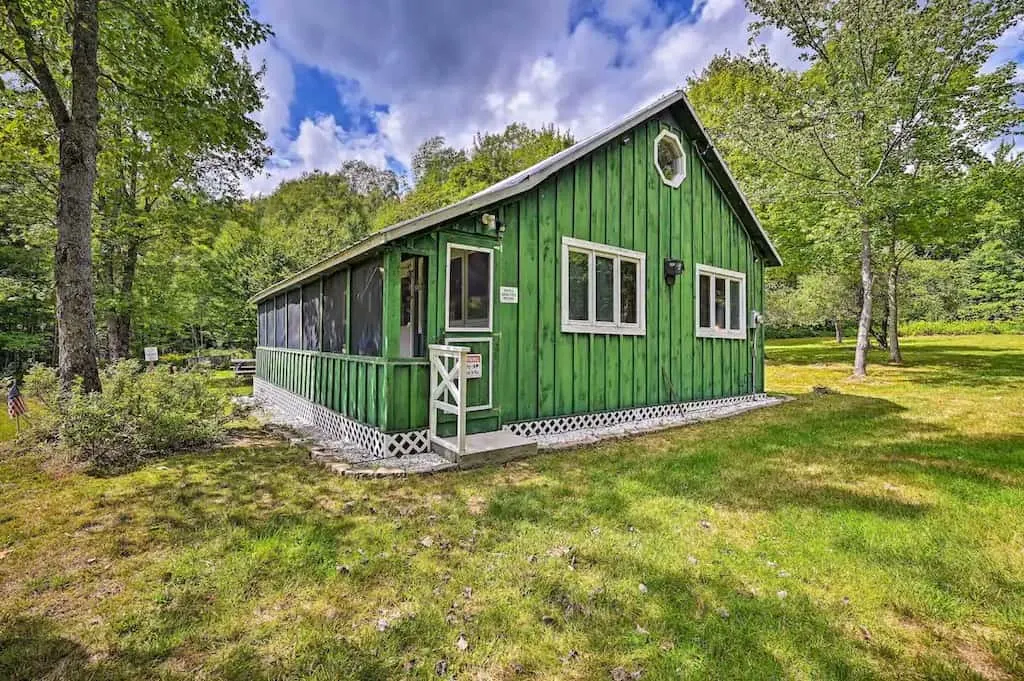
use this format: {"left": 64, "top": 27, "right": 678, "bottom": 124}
{"left": 22, "top": 361, "right": 231, "bottom": 468}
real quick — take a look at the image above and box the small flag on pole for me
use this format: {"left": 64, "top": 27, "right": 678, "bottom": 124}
{"left": 7, "top": 382, "right": 28, "bottom": 419}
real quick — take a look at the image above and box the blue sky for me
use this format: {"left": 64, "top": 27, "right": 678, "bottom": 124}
{"left": 241, "top": 0, "right": 1023, "bottom": 195}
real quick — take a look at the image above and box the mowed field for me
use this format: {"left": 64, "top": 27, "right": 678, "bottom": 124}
{"left": 1, "top": 335, "right": 1022, "bottom": 680}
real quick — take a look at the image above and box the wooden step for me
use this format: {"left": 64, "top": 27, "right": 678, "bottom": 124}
{"left": 432, "top": 431, "right": 538, "bottom": 469}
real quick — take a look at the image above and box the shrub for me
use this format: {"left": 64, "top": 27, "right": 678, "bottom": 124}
{"left": 22, "top": 361, "right": 232, "bottom": 468}
{"left": 901, "top": 319, "right": 1024, "bottom": 336}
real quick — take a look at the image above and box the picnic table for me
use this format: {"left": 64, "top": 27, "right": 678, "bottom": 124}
{"left": 232, "top": 358, "right": 256, "bottom": 378}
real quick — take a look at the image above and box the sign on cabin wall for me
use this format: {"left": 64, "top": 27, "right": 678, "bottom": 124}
{"left": 144, "top": 347, "right": 159, "bottom": 362}
{"left": 465, "top": 353, "right": 483, "bottom": 379}
{"left": 499, "top": 286, "right": 519, "bottom": 304}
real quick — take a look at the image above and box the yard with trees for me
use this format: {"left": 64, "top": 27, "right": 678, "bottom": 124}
{"left": 1, "top": 0, "right": 1023, "bottom": 678}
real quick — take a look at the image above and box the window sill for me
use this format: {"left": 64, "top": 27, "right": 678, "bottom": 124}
{"left": 696, "top": 328, "right": 747, "bottom": 340}
{"left": 562, "top": 322, "right": 646, "bottom": 336}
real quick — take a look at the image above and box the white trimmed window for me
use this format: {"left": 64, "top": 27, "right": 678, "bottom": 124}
{"left": 561, "top": 237, "right": 646, "bottom": 335}
{"left": 654, "top": 130, "right": 686, "bottom": 188}
{"left": 696, "top": 264, "right": 746, "bottom": 340}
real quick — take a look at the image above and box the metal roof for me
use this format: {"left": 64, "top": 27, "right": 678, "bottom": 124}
{"left": 250, "top": 88, "right": 781, "bottom": 303}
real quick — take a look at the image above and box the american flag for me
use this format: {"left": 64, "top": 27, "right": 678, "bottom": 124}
{"left": 7, "top": 382, "right": 27, "bottom": 419}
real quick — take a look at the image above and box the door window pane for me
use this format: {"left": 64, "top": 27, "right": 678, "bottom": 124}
{"left": 400, "top": 255, "right": 428, "bottom": 357}
{"left": 350, "top": 258, "right": 383, "bottom": 356}
{"left": 595, "top": 255, "right": 614, "bottom": 322}
{"left": 714, "top": 277, "right": 726, "bottom": 330}
{"left": 466, "top": 251, "right": 490, "bottom": 327}
{"left": 699, "top": 274, "right": 711, "bottom": 328}
{"left": 568, "top": 250, "right": 589, "bottom": 321}
{"left": 620, "top": 260, "right": 638, "bottom": 324}
{"left": 448, "top": 248, "right": 491, "bottom": 329}
{"left": 729, "top": 279, "right": 741, "bottom": 331}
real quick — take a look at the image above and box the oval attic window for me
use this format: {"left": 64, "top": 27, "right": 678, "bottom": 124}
{"left": 654, "top": 130, "right": 686, "bottom": 188}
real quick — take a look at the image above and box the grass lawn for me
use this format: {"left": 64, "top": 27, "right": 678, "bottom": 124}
{"left": 1, "top": 335, "right": 1022, "bottom": 680}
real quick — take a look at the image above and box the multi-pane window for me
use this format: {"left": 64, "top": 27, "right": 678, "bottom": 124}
{"left": 561, "top": 237, "right": 646, "bottom": 335}
{"left": 447, "top": 245, "right": 491, "bottom": 331}
{"left": 696, "top": 264, "right": 746, "bottom": 340}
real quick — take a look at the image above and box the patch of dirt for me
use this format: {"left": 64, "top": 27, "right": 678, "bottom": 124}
{"left": 466, "top": 495, "right": 487, "bottom": 515}
{"left": 954, "top": 640, "right": 1012, "bottom": 681}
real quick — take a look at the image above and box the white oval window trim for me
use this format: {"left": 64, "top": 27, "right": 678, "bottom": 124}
{"left": 654, "top": 129, "right": 686, "bottom": 188}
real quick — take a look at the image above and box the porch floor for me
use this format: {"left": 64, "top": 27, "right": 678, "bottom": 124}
{"left": 434, "top": 430, "right": 538, "bottom": 469}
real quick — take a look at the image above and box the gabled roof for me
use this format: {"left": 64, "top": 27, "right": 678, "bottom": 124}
{"left": 250, "top": 88, "right": 781, "bottom": 303}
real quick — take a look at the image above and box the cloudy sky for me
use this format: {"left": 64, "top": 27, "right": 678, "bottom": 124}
{"left": 242, "top": 0, "right": 1024, "bottom": 196}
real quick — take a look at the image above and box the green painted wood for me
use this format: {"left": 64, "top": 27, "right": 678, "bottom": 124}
{"left": 517, "top": 191, "right": 539, "bottom": 421}
{"left": 497, "top": 202, "right": 520, "bottom": 422}
{"left": 590, "top": 145, "right": 607, "bottom": 413}
{"left": 619, "top": 134, "right": 635, "bottom": 408}
{"left": 605, "top": 138, "right": 621, "bottom": 411}
{"left": 537, "top": 178, "right": 557, "bottom": 417}
{"left": 632, "top": 124, "right": 648, "bottom": 406}
{"left": 255, "top": 113, "right": 769, "bottom": 435}
{"left": 555, "top": 168, "right": 575, "bottom": 416}
{"left": 645, "top": 120, "right": 661, "bottom": 406}
{"left": 573, "top": 158, "right": 591, "bottom": 415}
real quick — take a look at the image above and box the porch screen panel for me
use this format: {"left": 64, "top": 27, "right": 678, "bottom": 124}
{"left": 286, "top": 288, "right": 301, "bottom": 349}
{"left": 274, "top": 295, "right": 287, "bottom": 346}
{"left": 301, "top": 281, "right": 320, "bottom": 350}
{"left": 258, "top": 302, "right": 269, "bottom": 346}
{"left": 322, "top": 270, "right": 347, "bottom": 353}
{"left": 350, "top": 258, "right": 382, "bottom": 356}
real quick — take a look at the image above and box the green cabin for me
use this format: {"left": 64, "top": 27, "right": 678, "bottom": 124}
{"left": 250, "top": 90, "right": 782, "bottom": 463}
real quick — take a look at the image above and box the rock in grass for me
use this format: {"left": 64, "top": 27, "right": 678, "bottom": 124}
{"left": 455, "top": 633, "right": 469, "bottom": 651}
{"left": 638, "top": 583, "right": 648, "bottom": 594}
{"left": 435, "top": 659, "right": 448, "bottom": 676}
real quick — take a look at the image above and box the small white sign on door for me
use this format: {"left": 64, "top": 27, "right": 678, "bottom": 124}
{"left": 465, "top": 353, "right": 482, "bottom": 379}
{"left": 499, "top": 286, "right": 519, "bottom": 303}
{"left": 143, "top": 346, "right": 159, "bottom": 362}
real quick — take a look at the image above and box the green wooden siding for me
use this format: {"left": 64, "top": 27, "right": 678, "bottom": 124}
{"left": 492, "top": 116, "right": 765, "bottom": 423}
{"left": 255, "top": 113, "right": 768, "bottom": 433}
{"left": 255, "top": 347, "right": 427, "bottom": 431}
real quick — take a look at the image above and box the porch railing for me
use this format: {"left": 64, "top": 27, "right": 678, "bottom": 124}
{"left": 428, "top": 344, "right": 470, "bottom": 459}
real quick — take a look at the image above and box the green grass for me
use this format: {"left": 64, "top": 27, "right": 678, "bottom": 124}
{"left": 1, "top": 335, "right": 1022, "bottom": 680}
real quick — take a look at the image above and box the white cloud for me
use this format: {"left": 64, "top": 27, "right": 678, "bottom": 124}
{"left": 241, "top": 114, "right": 392, "bottom": 195}
{"left": 243, "top": 1, "right": 1016, "bottom": 197}
{"left": 247, "top": 42, "right": 295, "bottom": 149}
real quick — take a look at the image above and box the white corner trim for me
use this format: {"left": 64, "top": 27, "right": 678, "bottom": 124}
{"left": 444, "top": 242, "right": 494, "bottom": 333}
{"left": 695, "top": 263, "right": 747, "bottom": 341}
{"left": 653, "top": 129, "right": 686, "bottom": 188}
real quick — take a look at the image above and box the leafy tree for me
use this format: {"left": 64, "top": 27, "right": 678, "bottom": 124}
{"left": 701, "top": 0, "right": 1023, "bottom": 375}
{"left": 0, "top": 0, "right": 269, "bottom": 389}
{"left": 379, "top": 123, "right": 574, "bottom": 228}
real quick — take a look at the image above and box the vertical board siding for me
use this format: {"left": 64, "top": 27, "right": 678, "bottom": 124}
{"left": 488, "top": 117, "right": 766, "bottom": 425}
{"left": 254, "top": 347, "right": 421, "bottom": 431}
{"left": 255, "top": 116, "right": 769, "bottom": 435}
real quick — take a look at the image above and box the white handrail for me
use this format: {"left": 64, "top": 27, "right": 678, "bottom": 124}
{"left": 428, "top": 344, "right": 471, "bottom": 460}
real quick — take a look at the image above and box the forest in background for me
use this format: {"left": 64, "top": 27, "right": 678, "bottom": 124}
{"left": 1, "top": 0, "right": 1021, "bottom": 381}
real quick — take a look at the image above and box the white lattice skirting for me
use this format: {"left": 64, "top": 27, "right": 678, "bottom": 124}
{"left": 502, "top": 393, "right": 772, "bottom": 440}
{"left": 253, "top": 379, "right": 429, "bottom": 460}
{"left": 255, "top": 378, "right": 770, "bottom": 459}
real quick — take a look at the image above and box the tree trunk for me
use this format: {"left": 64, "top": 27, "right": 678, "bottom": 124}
{"left": 105, "top": 240, "right": 138, "bottom": 361}
{"left": 834, "top": 319, "right": 843, "bottom": 343}
{"left": 853, "top": 228, "right": 874, "bottom": 377}
{"left": 887, "top": 238, "right": 903, "bottom": 364}
{"left": 54, "top": 0, "right": 102, "bottom": 392}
